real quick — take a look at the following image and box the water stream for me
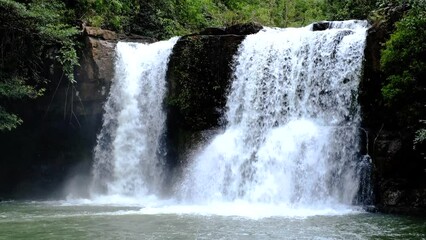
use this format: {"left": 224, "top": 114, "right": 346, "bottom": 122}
{"left": 181, "top": 20, "right": 370, "bottom": 209}
{"left": 89, "top": 21, "right": 373, "bottom": 214}
{"left": 91, "top": 38, "right": 178, "bottom": 198}
{"left": 1, "top": 21, "right": 424, "bottom": 240}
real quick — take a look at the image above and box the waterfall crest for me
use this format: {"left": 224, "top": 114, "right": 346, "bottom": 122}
{"left": 180, "top": 20, "right": 369, "bottom": 207}
{"left": 91, "top": 38, "right": 178, "bottom": 197}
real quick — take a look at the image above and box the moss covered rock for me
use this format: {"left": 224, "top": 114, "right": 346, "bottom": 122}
{"left": 165, "top": 23, "right": 262, "bottom": 165}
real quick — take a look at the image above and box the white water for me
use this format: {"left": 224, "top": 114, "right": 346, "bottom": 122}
{"left": 91, "top": 38, "right": 178, "bottom": 197}
{"left": 80, "top": 21, "right": 370, "bottom": 218}
{"left": 180, "top": 20, "right": 369, "bottom": 209}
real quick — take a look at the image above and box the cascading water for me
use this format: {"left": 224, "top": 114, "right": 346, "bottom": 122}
{"left": 180, "top": 20, "right": 370, "bottom": 208}
{"left": 91, "top": 38, "right": 178, "bottom": 198}
{"left": 83, "top": 20, "right": 370, "bottom": 216}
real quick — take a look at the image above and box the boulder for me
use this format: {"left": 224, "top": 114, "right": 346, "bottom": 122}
{"left": 84, "top": 26, "right": 117, "bottom": 40}
{"left": 167, "top": 34, "right": 246, "bottom": 131}
{"left": 312, "top": 22, "right": 331, "bottom": 31}
{"left": 225, "top": 22, "right": 263, "bottom": 35}
{"left": 198, "top": 27, "right": 227, "bottom": 35}
{"left": 196, "top": 23, "right": 263, "bottom": 36}
{"left": 74, "top": 36, "right": 116, "bottom": 116}
{"left": 165, "top": 23, "right": 262, "bottom": 165}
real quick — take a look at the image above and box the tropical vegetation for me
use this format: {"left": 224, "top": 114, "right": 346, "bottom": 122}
{"left": 0, "top": 0, "right": 425, "bottom": 147}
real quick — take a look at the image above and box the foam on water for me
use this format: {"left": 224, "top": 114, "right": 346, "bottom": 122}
{"left": 56, "top": 198, "right": 360, "bottom": 219}
{"left": 136, "top": 202, "right": 360, "bottom": 219}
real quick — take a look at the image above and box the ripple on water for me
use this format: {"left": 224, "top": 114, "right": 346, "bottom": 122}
{"left": 0, "top": 202, "right": 425, "bottom": 240}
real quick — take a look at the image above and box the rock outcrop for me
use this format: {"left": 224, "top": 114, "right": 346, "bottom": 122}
{"left": 361, "top": 4, "right": 426, "bottom": 215}
{"left": 165, "top": 23, "right": 262, "bottom": 165}
{"left": 0, "top": 27, "right": 143, "bottom": 198}
{"left": 75, "top": 29, "right": 116, "bottom": 116}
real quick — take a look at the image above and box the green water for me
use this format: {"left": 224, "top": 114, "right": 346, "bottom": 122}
{"left": 0, "top": 202, "right": 424, "bottom": 239}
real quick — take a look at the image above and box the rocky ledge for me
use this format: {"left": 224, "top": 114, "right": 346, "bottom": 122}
{"left": 361, "top": 4, "right": 426, "bottom": 216}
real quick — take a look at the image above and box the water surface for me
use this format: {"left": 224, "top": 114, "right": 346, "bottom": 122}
{"left": 1, "top": 202, "right": 424, "bottom": 239}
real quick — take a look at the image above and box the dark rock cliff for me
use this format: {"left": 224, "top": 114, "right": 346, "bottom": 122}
{"left": 361, "top": 5, "right": 426, "bottom": 215}
{"left": 165, "top": 23, "right": 262, "bottom": 166}
{"left": 0, "top": 27, "right": 150, "bottom": 199}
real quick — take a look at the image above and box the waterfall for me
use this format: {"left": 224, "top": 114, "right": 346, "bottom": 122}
{"left": 180, "top": 20, "right": 369, "bottom": 207}
{"left": 91, "top": 38, "right": 178, "bottom": 198}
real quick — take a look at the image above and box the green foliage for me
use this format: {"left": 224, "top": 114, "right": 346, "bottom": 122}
{"left": 381, "top": 71, "right": 413, "bottom": 103}
{"left": 414, "top": 128, "right": 426, "bottom": 149}
{"left": 0, "top": 75, "right": 44, "bottom": 131}
{"left": 0, "top": 76, "right": 44, "bottom": 100}
{"left": 176, "top": 0, "right": 328, "bottom": 35}
{"left": 206, "top": 0, "right": 327, "bottom": 28}
{"left": 380, "top": 1, "right": 426, "bottom": 136}
{"left": 78, "top": 0, "right": 136, "bottom": 31}
{"left": 75, "top": 0, "right": 329, "bottom": 39}
{"left": 0, "top": 0, "right": 78, "bottom": 131}
{"left": 0, "top": 0, "right": 423, "bottom": 132}
{"left": 58, "top": 42, "right": 80, "bottom": 83}
{"left": 325, "top": 0, "right": 380, "bottom": 20}
{"left": 0, "top": 0, "right": 79, "bottom": 80}
{"left": 380, "top": 2, "right": 426, "bottom": 103}
{"left": 0, "top": 107, "right": 23, "bottom": 131}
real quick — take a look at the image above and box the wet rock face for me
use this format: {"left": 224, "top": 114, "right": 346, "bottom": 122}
{"left": 75, "top": 31, "right": 116, "bottom": 116}
{"left": 165, "top": 34, "right": 246, "bottom": 165}
{"left": 372, "top": 130, "right": 426, "bottom": 215}
{"left": 376, "top": 180, "right": 426, "bottom": 216}
{"left": 167, "top": 35, "right": 246, "bottom": 131}
{"left": 75, "top": 27, "right": 155, "bottom": 116}
{"left": 224, "top": 22, "right": 263, "bottom": 35}
{"left": 381, "top": 182, "right": 426, "bottom": 208}
{"left": 166, "top": 23, "right": 263, "bottom": 133}
{"left": 312, "top": 22, "right": 331, "bottom": 31}
{"left": 165, "top": 23, "right": 262, "bottom": 165}
{"left": 197, "top": 22, "right": 263, "bottom": 36}
{"left": 361, "top": 5, "right": 426, "bottom": 215}
{"left": 84, "top": 27, "right": 117, "bottom": 40}
{"left": 0, "top": 27, "right": 150, "bottom": 199}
